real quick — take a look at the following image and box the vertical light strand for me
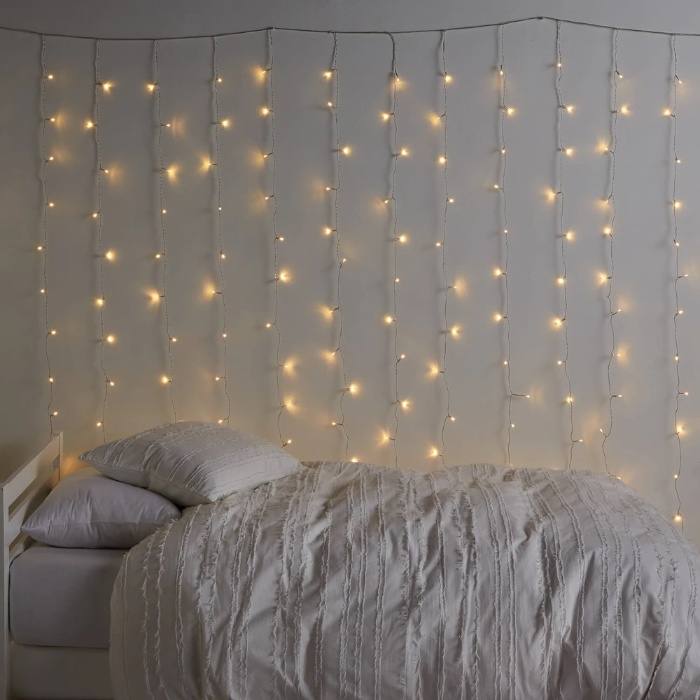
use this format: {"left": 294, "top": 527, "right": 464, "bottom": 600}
{"left": 91, "top": 40, "right": 111, "bottom": 441}
{"left": 39, "top": 36, "right": 57, "bottom": 435}
{"left": 326, "top": 34, "right": 351, "bottom": 458}
{"left": 384, "top": 34, "right": 405, "bottom": 468}
{"left": 495, "top": 25, "right": 527, "bottom": 466}
{"left": 211, "top": 37, "right": 232, "bottom": 426}
{"left": 152, "top": 40, "right": 178, "bottom": 421}
{"left": 437, "top": 30, "right": 455, "bottom": 465}
{"left": 669, "top": 35, "right": 686, "bottom": 528}
{"left": 600, "top": 29, "right": 622, "bottom": 478}
{"left": 262, "top": 30, "right": 290, "bottom": 447}
{"left": 554, "top": 22, "right": 583, "bottom": 467}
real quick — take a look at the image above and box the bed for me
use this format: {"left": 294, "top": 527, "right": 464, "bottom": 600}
{"left": 0, "top": 434, "right": 116, "bottom": 700}
{"left": 3, "top": 427, "right": 700, "bottom": 699}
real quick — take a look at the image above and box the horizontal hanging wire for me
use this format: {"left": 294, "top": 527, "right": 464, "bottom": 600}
{"left": 9, "top": 17, "right": 700, "bottom": 42}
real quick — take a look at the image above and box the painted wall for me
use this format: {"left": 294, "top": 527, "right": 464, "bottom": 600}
{"left": 1, "top": 2, "right": 700, "bottom": 545}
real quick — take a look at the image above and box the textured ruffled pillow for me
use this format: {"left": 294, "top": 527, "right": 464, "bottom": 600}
{"left": 22, "top": 467, "right": 180, "bottom": 549}
{"left": 79, "top": 421, "right": 301, "bottom": 507}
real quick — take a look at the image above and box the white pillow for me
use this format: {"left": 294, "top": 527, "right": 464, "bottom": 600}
{"left": 21, "top": 467, "right": 180, "bottom": 549}
{"left": 79, "top": 422, "right": 301, "bottom": 507}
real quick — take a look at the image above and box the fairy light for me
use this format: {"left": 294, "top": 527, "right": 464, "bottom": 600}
{"left": 210, "top": 37, "right": 232, "bottom": 426}
{"left": 324, "top": 33, "right": 353, "bottom": 458}
{"left": 600, "top": 29, "right": 622, "bottom": 478}
{"left": 262, "top": 30, "right": 290, "bottom": 448}
{"left": 384, "top": 34, "right": 404, "bottom": 467}
{"left": 39, "top": 37, "right": 56, "bottom": 435}
{"left": 435, "top": 30, "right": 455, "bottom": 464}
{"left": 91, "top": 40, "right": 112, "bottom": 441}
{"left": 554, "top": 22, "right": 582, "bottom": 466}
{"left": 152, "top": 40, "right": 177, "bottom": 421}
{"left": 496, "top": 25, "right": 528, "bottom": 466}
{"left": 669, "top": 35, "right": 686, "bottom": 529}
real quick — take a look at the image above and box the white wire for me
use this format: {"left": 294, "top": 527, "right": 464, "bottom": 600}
{"left": 211, "top": 37, "right": 232, "bottom": 426}
{"left": 39, "top": 36, "right": 56, "bottom": 436}
{"left": 554, "top": 22, "right": 582, "bottom": 468}
{"left": 152, "top": 40, "right": 178, "bottom": 421}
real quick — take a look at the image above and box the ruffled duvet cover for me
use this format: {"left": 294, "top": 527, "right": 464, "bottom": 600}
{"left": 111, "top": 462, "right": 700, "bottom": 699}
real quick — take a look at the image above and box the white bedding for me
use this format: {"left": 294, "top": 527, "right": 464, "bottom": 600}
{"left": 110, "top": 462, "right": 700, "bottom": 699}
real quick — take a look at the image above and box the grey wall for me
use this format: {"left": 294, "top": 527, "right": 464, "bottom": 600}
{"left": 1, "top": 2, "right": 700, "bottom": 545}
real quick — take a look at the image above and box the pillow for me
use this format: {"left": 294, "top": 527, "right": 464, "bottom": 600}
{"left": 21, "top": 467, "right": 180, "bottom": 549}
{"left": 79, "top": 421, "right": 302, "bottom": 507}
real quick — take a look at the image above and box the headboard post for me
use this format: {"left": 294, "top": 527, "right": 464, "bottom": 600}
{"left": 0, "top": 433, "right": 62, "bottom": 700}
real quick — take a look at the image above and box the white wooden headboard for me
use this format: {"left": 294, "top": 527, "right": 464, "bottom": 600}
{"left": 0, "top": 433, "right": 62, "bottom": 700}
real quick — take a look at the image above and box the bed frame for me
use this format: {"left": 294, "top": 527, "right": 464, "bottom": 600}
{"left": 0, "top": 434, "right": 62, "bottom": 700}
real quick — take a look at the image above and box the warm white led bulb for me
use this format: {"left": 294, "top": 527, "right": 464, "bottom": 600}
{"left": 261, "top": 106, "right": 271, "bottom": 116}
{"left": 398, "top": 234, "right": 408, "bottom": 243}
{"left": 342, "top": 146, "right": 351, "bottom": 156}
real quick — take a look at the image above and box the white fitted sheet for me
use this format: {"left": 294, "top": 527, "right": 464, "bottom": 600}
{"left": 10, "top": 543, "right": 126, "bottom": 648}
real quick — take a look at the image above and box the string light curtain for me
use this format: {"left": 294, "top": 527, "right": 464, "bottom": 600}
{"left": 494, "top": 25, "right": 530, "bottom": 466}
{"left": 261, "top": 29, "right": 291, "bottom": 448}
{"left": 151, "top": 40, "right": 178, "bottom": 421}
{"left": 383, "top": 33, "right": 408, "bottom": 468}
{"left": 16, "top": 18, "right": 700, "bottom": 530}
{"left": 668, "top": 35, "right": 687, "bottom": 528}
{"left": 324, "top": 33, "right": 353, "bottom": 459}
{"left": 210, "top": 36, "right": 233, "bottom": 426}
{"left": 553, "top": 22, "right": 583, "bottom": 467}
{"left": 600, "top": 29, "right": 623, "bottom": 478}
{"left": 432, "top": 31, "right": 456, "bottom": 465}
{"left": 90, "top": 39, "right": 114, "bottom": 441}
{"left": 39, "top": 37, "right": 57, "bottom": 435}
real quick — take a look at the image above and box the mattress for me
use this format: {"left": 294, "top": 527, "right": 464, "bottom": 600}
{"left": 10, "top": 543, "right": 127, "bottom": 648}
